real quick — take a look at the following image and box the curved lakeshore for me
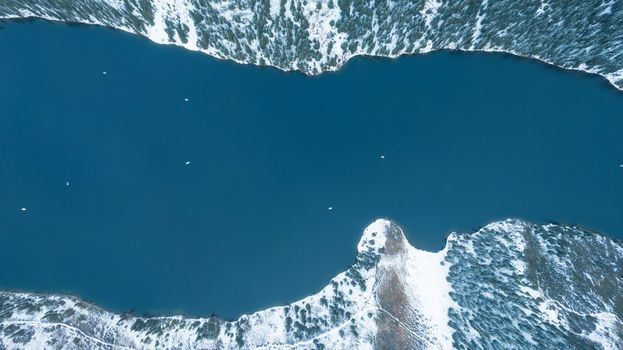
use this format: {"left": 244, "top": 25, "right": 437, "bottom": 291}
{"left": 0, "top": 18, "right": 622, "bottom": 321}
{"left": 1, "top": 0, "right": 623, "bottom": 90}
{"left": 1, "top": 219, "right": 621, "bottom": 349}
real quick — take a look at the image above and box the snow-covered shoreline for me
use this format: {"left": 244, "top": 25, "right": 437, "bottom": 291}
{"left": 1, "top": 0, "right": 622, "bottom": 90}
{"left": 1, "top": 218, "right": 621, "bottom": 349}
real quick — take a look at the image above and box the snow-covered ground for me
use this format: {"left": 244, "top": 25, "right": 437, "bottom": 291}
{"left": 1, "top": 218, "right": 621, "bottom": 349}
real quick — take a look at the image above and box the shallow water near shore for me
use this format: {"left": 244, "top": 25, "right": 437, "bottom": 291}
{"left": 0, "top": 20, "right": 622, "bottom": 319}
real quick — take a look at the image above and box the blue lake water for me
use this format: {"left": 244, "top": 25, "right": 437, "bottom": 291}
{"left": 0, "top": 20, "right": 622, "bottom": 319}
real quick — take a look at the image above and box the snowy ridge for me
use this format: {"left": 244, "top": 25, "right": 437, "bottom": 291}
{"left": 0, "top": 0, "right": 622, "bottom": 90}
{"left": 445, "top": 220, "right": 623, "bottom": 349}
{"left": 1, "top": 218, "right": 622, "bottom": 349}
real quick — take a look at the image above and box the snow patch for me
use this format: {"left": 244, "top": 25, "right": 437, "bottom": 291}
{"left": 404, "top": 245, "right": 457, "bottom": 350}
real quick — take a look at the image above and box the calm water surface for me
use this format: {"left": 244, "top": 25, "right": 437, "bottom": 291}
{"left": 0, "top": 20, "right": 622, "bottom": 318}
